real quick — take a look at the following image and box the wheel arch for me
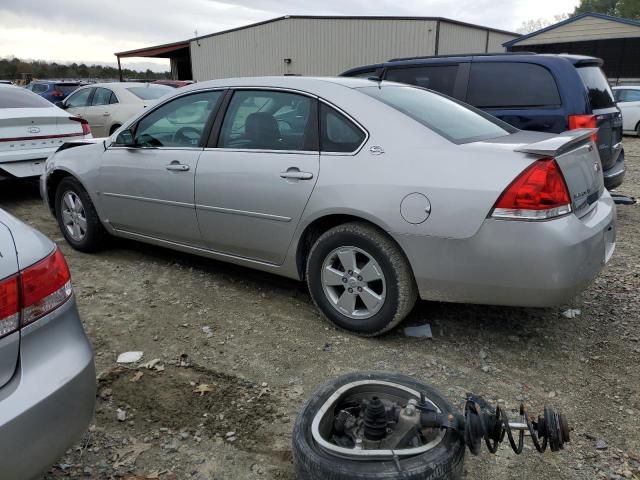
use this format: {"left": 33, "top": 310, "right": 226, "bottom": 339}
{"left": 46, "top": 169, "right": 92, "bottom": 217}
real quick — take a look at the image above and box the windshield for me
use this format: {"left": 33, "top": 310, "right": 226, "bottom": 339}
{"left": 0, "top": 86, "right": 53, "bottom": 108}
{"left": 577, "top": 66, "right": 615, "bottom": 110}
{"left": 126, "top": 85, "right": 173, "bottom": 100}
{"left": 359, "top": 85, "right": 514, "bottom": 143}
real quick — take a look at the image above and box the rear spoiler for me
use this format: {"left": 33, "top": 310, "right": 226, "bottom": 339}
{"left": 514, "top": 129, "right": 597, "bottom": 157}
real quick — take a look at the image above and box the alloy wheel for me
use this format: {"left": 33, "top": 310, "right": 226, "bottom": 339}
{"left": 61, "top": 191, "right": 87, "bottom": 241}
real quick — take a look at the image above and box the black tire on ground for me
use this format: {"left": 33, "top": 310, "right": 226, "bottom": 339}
{"left": 306, "top": 222, "right": 417, "bottom": 336}
{"left": 636, "top": 123, "right": 640, "bottom": 138}
{"left": 292, "top": 371, "right": 465, "bottom": 480}
{"left": 109, "top": 124, "right": 122, "bottom": 136}
{"left": 55, "top": 177, "right": 107, "bottom": 252}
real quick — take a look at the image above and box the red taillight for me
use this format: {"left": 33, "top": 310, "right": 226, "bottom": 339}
{"left": 491, "top": 158, "right": 572, "bottom": 220}
{"left": 0, "top": 275, "right": 19, "bottom": 338}
{"left": 70, "top": 116, "right": 91, "bottom": 136}
{"left": 568, "top": 114, "right": 598, "bottom": 141}
{"left": 52, "top": 89, "right": 64, "bottom": 97}
{"left": 20, "top": 248, "right": 72, "bottom": 325}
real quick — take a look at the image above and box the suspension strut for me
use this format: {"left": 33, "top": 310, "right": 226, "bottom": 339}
{"left": 418, "top": 393, "right": 571, "bottom": 455}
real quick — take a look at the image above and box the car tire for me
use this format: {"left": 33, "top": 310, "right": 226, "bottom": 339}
{"left": 306, "top": 222, "right": 417, "bottom": 336}
{"left": 636, "top": 123, "right": 640, "bottom": 138}
{"left": 55, "top": 177, "right": 107, "bottom": 252}
{"left": 292, "top": 371, "right": 465, "bottom": 480}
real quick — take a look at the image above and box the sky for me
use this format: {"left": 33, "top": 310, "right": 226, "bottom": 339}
{"left": 0, "top": 0, "right": 580, "bottom": 72}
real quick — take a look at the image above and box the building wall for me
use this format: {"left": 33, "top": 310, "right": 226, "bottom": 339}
{"left": 488, "top": 31, "right": 518, "bottom": 52}
{"left": 513, "top": 16, "right": 640, "bottom": 46}
{"left": 190, "top": 17, "right": 517, "bottom": 81}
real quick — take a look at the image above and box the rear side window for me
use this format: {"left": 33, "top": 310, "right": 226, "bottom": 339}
{"left": 320, "top": 104, "right": 366, "bottom": 153}
{"left": 91, "top": 88, "right": 113, "bottom": 106}
{"left": 385, "top": 65, "right": 459, "bottom": 96}
{"left": 31, "top": 83, "right": 49, "bottom": 94}
{"left": 0, "top": 87, "right": 52, "bottom": 108}
{"left": 577, "top": 66, "right": 615, "bottom": 110}
{"left": 361, "top": 85, "right": 514, "bottom": 144}
{"left": 467, "top": 63, "right": 561, "bottom": 108}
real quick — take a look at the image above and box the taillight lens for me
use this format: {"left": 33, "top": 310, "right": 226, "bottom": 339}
{"left": 20, "top": 248, "right": 72, "bottom": 325}
{"left": 52, "top": 89, "right": 64, "bottom": 97}
{"left": 0, "top": 275, "right": 20, "bottom": 338}
{"left": 491, "top": 158, "right": 572, "bottom": 221}
{"left": 568, "top": 114, "right": 598, "bottom": 141}
{"left": 70, "top": 116, "right": 91, "bottom": 136}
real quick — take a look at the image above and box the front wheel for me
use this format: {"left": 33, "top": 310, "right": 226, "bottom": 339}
{"left": 306, "top": 222, "right": 417, "bottom": 336}
{"left": 55, "top": 177, "right": 107, "bottom": 252}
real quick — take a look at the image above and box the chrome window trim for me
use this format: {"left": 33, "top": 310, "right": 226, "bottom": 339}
{"left": 317, "top": 98, "right": 369, "bottom": 157}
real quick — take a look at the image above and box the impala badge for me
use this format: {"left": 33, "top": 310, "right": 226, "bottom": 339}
{"left": 369, "top": 145, "right": 384, "bottom": 155}
{"left": 27, "top": 126, "right": 40, "bottom": 134}
{"left": 594, "top": 162, "right": 601, "bottom": 173}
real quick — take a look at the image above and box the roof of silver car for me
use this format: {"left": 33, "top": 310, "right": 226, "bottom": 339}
{"left": 184, "top": 76, "right": 386, "bottom": 93}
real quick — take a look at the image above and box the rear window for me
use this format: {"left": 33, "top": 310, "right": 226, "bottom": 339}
{"left": 55, "top": 84, "right": 81, "bottom": 94}
{"left": 577, "top": 66, "right": 615, "bottom": 110}
{"left": 0, "top": 86, "right": 52, "bottom": 108}
{"left": 126, "top": 85, "right": 173, "bottom": 100}
{"left": 360, "top": 85, "right": 514, "bottom": 144}
{"left": 467, "top": 62, "right": 561, "bottom": 108}
{"left": 385, "top": 65, "right": 459, "bottom": 96}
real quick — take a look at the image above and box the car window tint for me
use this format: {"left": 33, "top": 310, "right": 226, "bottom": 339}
{"left": 66, "top": 88, "right": 92, "bottom": 108}
{"left": 134, "top": 90, "right": 222, "bottom": 148}
{"left": 0, "top": 86, "right": 53, "bottom": 108}
{"left": 385, "top": 65, "right": 459, "bottom": 96}
{"left": 320, "top": 104, "right": 366, "bottom": 153}
{"left": 56, "top": 84, "right": 81, "bottom": 95}
{"left": 219, "top": 90, "right": 316, "bottom": 151}
{"left": 350, "top": 69, "right": 378, "bottom": 78}
{"left": 109, "top": 92, "right": 118, "bottom": 104}
{"left": 361, "top": 85, "right": 514, "bottom": 144}
{"left": 467, "top": 63, "right": 561, "bottom": 108}
{"left": 92, "top": 88, "right": 113, "bottom": 106}
{"left": 618, "top": 89, "right": 640, "bottom": 103}
{"left": 32, "top": 83, "right": 49, "bottom": 94}
{"left": 577, "top": 66, "right": 615, "bottom": 110}
{"left": 126, "top": 85, "right": 173, "bottom": 100}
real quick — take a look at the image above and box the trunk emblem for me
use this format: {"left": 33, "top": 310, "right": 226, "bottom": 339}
{"left": 369, "top": 145, "right": 384, "bottom": 155}
{"left": 594, "top": 163, "right": 601, "bottom": 173}
{"left": 27, "top": 126, "right": 40, "bottom": 134}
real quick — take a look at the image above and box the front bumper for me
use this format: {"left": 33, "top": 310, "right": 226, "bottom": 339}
{"left": 396, "top": 192, "right": 616, "bottom": 307}
{"left": 0, "top": 297, "right": 96, "bottom": 480}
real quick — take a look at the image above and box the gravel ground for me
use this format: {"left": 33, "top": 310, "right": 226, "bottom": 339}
{"left": 1, "top": 138, "right": 639, "bottom": 480}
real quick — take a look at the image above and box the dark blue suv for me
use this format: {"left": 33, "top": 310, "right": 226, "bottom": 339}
{"left": 25, "top": 81, "right": 84, "bottom": 103}
{"left": 342, "top": 53, "right": 625, "bottom": 189}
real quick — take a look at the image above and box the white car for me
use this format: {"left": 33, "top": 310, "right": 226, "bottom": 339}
{"left": 59, "top": 82, "right": 173, "bottom": 138}
{"left": 613, "top": 86, "right": 640, "bottom": 136}
{"left": 0, "top": 84, "right": 91, "bottom": 178}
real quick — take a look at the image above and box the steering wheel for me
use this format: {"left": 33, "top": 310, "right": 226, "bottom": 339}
{"left": 172, "top": 126, "right": 201, "bottom": 146}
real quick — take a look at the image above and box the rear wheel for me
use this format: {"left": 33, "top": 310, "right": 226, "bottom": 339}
{"left": 636, "top": 122, "right": 640, "bottom": 138}
{"left": 55, "top": 177, "right": 107, "bottom": 252}
{"left": 306, "top": 222, "right": 417, "bottom": 336}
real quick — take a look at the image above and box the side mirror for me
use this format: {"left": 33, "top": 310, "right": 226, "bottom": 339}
{"left": 55, "top": 101, "right": 68, "bottom": 109}
{"left": 115, "top": 129, "right": 135, "bottom": 146}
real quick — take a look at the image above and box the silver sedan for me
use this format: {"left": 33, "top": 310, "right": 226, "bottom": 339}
{"left": 41, "top": 77, "right": 616, "bottom": 336}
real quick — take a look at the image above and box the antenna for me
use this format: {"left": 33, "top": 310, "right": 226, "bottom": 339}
{"left": 194, "top": 29, "right": 201, "bottom": 47}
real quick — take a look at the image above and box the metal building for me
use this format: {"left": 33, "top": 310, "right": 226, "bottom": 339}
{"left": 505, "top": 12, "right": 640, "bottom": 83}
{"left": 115, "top": 15, "right": 518, "bottom": 81}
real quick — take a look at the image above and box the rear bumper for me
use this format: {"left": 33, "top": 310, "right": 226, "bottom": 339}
{"left": 603, "top": 150, "right": 625, "bottom": 190}
{"left": 396, "top": 192, "right": 616, "bottom": 307}
{"left": 0, "top": 297, "right": 96, "bottom": 480}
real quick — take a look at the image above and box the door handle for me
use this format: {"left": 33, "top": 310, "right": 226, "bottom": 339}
{"left": 280, "top": 168, "right": 313, "bottom": 180}
{"left": 103, "top": 112, "right": 111, "bottom": 117}
{"left": 166, "top": 163, "right": 190, "bottom": 171}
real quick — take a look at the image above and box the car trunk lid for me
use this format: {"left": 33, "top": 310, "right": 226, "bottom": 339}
{"left": 515, "top": 128, "right": 604, "bottom": 218}
{"left": 0, "top": 221, "right": 19, "bottom": 389}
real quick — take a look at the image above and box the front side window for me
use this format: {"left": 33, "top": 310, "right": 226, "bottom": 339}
{"left": 66, "top": 88, "right": 92, "bottom": 108}
{"left": 91, "top": 87, "right": 113, "bottom": 106}
{"left": 320, "top": 104, "right": 366, "bottom": 153}
{"left": 360, "top": 85, "right": 514, "bottom": 144}
{"left": 134, "top": 90, "right": 222, "bottom": 148}
{"left": 385, "top": 65, "right": 459, "bottom": 96}
{"left": 467, "top": 62, "right": 561, "bottom": 108}
{"left": 218, "top": 90, "right": 316, "bottom": 151}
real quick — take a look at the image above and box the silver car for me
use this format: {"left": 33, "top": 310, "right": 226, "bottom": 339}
{"left": 0, "top": 208, "right": 95, "bottom": 478}
{"left": 41, "top": 77, "right": 616, "bottom": 336}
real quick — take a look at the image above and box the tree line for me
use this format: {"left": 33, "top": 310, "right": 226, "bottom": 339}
{"left": 0, "top": 57, "right": 170, "bottom": 81}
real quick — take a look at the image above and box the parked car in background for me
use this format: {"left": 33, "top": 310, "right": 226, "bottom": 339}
{"left": 153, "top": 79, "right": 194, "bottom": 88}
{"left": 42, "top": 77, "right": 615, "bottom": 336}
{"left": 0, "top": 208, "right": 95, "bottom": 479}
{"left": 0, "top": 80, "right": 13, "bottom": 85}
{"left": 342, "top": 53, "right": 625, "bottom": 190}
{"left": 613, "top": 86, "right": 640, "bottom": 136}
{"left": 58, "top": 82, "right": 173, "bottom": 137}
{"left": 0, "top": 84, "right": 91, "bottom": 178}
{"left": 25, "top": 80, "right": 84, "bottom": 103}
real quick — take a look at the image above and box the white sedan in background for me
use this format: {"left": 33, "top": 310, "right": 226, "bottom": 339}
{"left": 59, "top": 82, "right": 173, "bottom": 137}
{"left": 613, "top": 86, "right": 640, "bottom": 136}
{"left": 0, "top": 84, "right": 91, "bottom": 178}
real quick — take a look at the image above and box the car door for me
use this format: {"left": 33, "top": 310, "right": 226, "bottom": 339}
{"left": 83, "top": 87, "right": 116, "bottom": 137}
{"left": 63, "top": 87, "right": 94, "bottom": 119}
{"left": 617, "top": 89, "right": 640, "bottom": 133}
{"left": 97, "top": 90, "right": 224, "bottom": 245}
{"left": 195, "top": 89, "right": 320, "bottom": 264}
